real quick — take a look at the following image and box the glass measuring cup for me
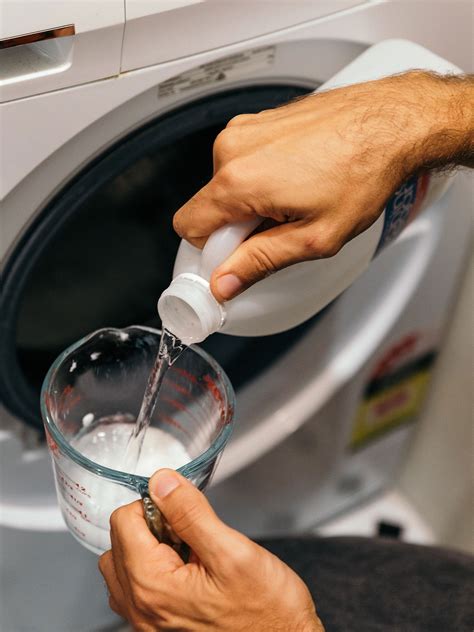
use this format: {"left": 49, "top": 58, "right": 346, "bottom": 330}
{"left": 41, "top": 326, "right": 235, "bottom": 555}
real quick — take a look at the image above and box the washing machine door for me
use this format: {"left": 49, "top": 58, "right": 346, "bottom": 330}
{"left": 0, "top": 83, "right": 317, "bottom": 432}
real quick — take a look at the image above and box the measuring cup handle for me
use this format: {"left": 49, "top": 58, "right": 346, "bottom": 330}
{"left": 141, "top": 490, "right": 190, "bottom": 562}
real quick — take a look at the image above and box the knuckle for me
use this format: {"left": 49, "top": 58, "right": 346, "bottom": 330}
{"left": 303, "top": 228, "right": 343, "bottom": 259}
{"left": 98, "top": 552, "right": 108, "bottom": 574}
{"left": 129, "top": 614, "right": 154, "bottom": 632}
{"left": 319, "top": 233, "right": 343, "bottom": 258}
{"left": 129, "top": 584, "right": 169, "bottom": 622}
{"left": 322, "top": 241, "right": 343, "bottom": 258}
{"left": 108, "top": 596, "right": 122, "bottom": 616}
{"left": 226, "top": 113, "right": 253, "bottom": 127}
{"left": 223, "top": 540, "right": 258, "bottom": 576}
{"left": 172, "top": 212, "right": 184, "bottom": 236}
{"left": 258, "top": 107, "right": 277, "bottom": 117}
{"left": 109, "top": 505, "right": 126, "bottom": 530}
{"left": 173, "top": 197, "right": 205, "bottom": 239}
{"left": 130, "top": 586, "right": 152, "bottom": 614}
{"left": 213, "top": 129, "right": 240, "bottom": 158}
{"left": 301, "top": 234, "right": 321, "bottom": 257}
{"left": 109, "top": 509, "right": 119, "bottom": 531}
{"left": 215, "top": 161, "right": 246, "bottom": 190}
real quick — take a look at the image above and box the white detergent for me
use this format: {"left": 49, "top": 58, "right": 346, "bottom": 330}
{"left": 73, "top": 421, "right": 189, "bottom": 475}
{"left": 64, "top": 419, "right": 190, "bottom": 554}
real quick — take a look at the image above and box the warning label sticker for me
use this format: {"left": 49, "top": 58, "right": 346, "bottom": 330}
{"left": 158, "top": 46, "right": 276, "bottom": 98}
{"left": 350, "top": 335, "right": 438, "bottom": 450}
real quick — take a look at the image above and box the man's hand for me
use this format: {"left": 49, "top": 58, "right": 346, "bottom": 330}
{"left": 173, "top": 71, "right": 473, "bottom": 302}
{"left": 99, "top": 469, "right": 324, "bottom": 632}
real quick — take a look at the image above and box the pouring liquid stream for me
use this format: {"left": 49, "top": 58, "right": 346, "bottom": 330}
{"left": 123, "top": 329, "right": 185, "bottom": 473}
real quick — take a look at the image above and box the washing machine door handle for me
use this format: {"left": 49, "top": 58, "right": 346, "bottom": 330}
{"left": 0, "top": 2, "right": 125, "bottom": 102}
{"left": 0, "top": 24, "right": 75, "bottom": 49}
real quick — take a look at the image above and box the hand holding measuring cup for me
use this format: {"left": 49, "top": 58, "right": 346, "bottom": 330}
{"left": 41, "top": 326, "right": 234, "bottom": 555}
{"left": 99, "top": 469, "right": 324, "bottom": 632}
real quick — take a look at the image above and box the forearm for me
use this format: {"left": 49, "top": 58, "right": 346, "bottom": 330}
{"left": 411, "top": 71, "right": 474, "bottom": 171}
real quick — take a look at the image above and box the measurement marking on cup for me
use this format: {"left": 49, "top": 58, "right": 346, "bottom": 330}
{"left": 161, "top": 396, "right": 188, "bottom": 412}
{"left": 56, "top": 466, "right": 91, "bottom": 498}
{"left": 64, "top": 506, "right": 77, "bottom": 521}
{"left": 67, "top": 492, "right": 84, "bottom": 507}
{"left": 165, "top": 380, "right": 192, "bottom": 397}
{"left": 64, "top": 503, "right": 91, "bottom": 524}
{"left": 77, "top": 509, "right": 91, "bottom": 523}
{"left": 172, "top": 367, "right": 198, "bottom": 384}
{"left": 63, "top": 507, "right": 87, "bottom": 538}
{"left": 159, "top": 414, "right": 191, "bottom": 436}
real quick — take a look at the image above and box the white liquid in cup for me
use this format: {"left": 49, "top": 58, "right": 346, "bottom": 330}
{"left": 57, "top": 420, "right": 190, "bottom": 554}
{"left": 73, "top": 421, "right": 190, "bottom": 475}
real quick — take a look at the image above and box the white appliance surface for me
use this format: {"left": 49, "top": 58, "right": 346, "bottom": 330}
{"left": 318, "top": 488, "right": 436, "bottom": 545}
{"left": 1, "top": 2, "right": 472, "bottom": 630}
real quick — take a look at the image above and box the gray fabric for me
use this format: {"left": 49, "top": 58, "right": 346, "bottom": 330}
{"left": 258, "top": 536, "right": 474, "bottom": 632}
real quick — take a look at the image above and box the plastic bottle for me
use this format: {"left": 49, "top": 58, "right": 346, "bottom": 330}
{"left": 158, "top": 39, "right": 462, "bottom": 344}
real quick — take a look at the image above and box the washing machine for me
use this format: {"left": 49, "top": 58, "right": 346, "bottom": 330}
{"left": 1, "top": 1, "right": 472, "bottom": 630}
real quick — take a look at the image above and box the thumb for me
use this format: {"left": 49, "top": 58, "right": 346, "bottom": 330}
{"left": 210, "top": 219, "right": 329, "bottom": 302}
{"left": 149, "top": 469, "right": 236, "bottom": 570}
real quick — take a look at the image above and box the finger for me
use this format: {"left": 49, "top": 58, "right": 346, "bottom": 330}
{"left": 148, "top": 469, "right": 241, "bottom": 573}
{"left": 109, "top": 500, "right": 184, "bottom": 579}
{"left": 173, "top": 175, "right": 258, "bottom": 247}
{"left": 108, "top": 595, "right": 126, "bottom": 618}
{"left": 210, "top": 220, "right": 344, "bottom": 301}
{"left": 108, "top": 510, "right": 135, "bottom": 596}
{"left": 98, "top": 550, "right": 128, "bottom": 618}
{"left": 172, "top": 186, "right": 253, "bottom": 247}
{"left": 212, "top": 122, "right": 279, "bottom": 174}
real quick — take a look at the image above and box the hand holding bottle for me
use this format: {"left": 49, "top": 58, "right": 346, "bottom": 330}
{"left": 173, "top": 71, "right": 473, "bottom": 302}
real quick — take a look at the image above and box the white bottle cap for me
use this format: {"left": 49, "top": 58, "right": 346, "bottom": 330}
{"left": 157, "top": 273, "right": 225, "bottom": 345}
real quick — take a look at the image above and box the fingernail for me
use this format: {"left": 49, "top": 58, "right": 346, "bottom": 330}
{"left": 215, "top": 274, "right": 243, "bottom": 300}
{"left": 151, "top": 470, "right": 180, "bottom": 499}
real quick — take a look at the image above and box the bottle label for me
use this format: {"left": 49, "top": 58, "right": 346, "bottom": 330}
{"left": 376, "top": 173, "right": 430, "bottom": 253}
